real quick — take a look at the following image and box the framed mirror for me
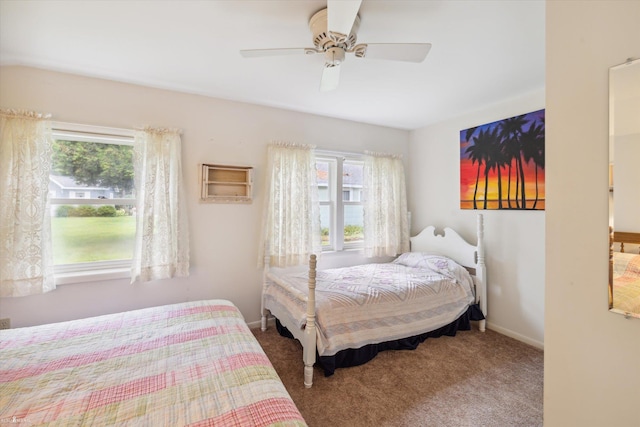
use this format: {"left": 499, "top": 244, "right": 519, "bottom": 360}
{"left": 608, "top": 58, "right": 640, "bottom": 319}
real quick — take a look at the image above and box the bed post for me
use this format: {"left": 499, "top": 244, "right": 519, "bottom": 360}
{"left": 303, "top": 254, "right": 317, "bottom": 388}
{"left": 477, "top": 214, "right": 487, "bottom": 332}
{"left": 609, "top": 226, "right": 614, "bottom": 309}
{"left": 261, "top": 249, "right": 271, "bottom": 332}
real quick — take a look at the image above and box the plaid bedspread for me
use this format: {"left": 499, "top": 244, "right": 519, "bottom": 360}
{"left": 0, "top": 300, "right": 306, "bottom": 427}
{"left": 613, "top": 252, "right": 640, "bottom": 314}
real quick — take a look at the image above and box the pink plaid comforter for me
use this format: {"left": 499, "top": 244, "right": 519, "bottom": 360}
{"left": 613, "top": 252, "right": 640, "bottom": 314}
{"left": 0, "top": 300, "right": 306, "bottom": 426}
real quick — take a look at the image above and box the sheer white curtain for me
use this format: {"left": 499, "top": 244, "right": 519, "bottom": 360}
{"left": 259, "top": 142, "right": 321, "bottom": 267}
{"left": 0, "top": 110, "right": 55, "bottom": 296}
{"left": 131, "top": 127, "right": 189, "bottom": 283}
{"left": 363, "top": 151, "right": 410, "bottom": 257}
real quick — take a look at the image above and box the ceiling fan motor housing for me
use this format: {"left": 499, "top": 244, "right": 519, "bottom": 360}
{"left": 309, "top": 8, "right": 360, "bottom": 52}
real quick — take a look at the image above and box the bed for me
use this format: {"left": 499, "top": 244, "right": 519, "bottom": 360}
{"left": 0, "top": 300, "right": 307, "bottom": 426}
{"left": 609, "top": 230, "right": 640, "bottom": 316}
{"left": 261, "top": 215, "right": 487, "bottom": 388}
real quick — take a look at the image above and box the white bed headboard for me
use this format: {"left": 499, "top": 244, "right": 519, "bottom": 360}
{"left": 410, "top": 225, "right": 477, "bottom": 268}
{"left": 409, "top": 214, "right": 487, "bottom": 328}
{"left": 410, "top": 215, "right": 483, "bottom": 267}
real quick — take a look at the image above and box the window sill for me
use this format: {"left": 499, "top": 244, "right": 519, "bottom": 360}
{"left": 321, "top": 247, "right": 363, "bottom": 254}
{"left": 54, "top": 260, "right": 131, "bottom": 285}
{"left": 54, "top": 267, "right": 131, "bottom": 285}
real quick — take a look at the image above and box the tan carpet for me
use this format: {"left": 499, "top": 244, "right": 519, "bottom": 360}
{"left": 253, "top": 324, "right": 543, "bottom": 427}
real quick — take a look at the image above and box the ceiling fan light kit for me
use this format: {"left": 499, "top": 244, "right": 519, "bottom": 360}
{"left": 324, "top": 47, "right": 345, "bottom": 66}
{"left": 240, "top": 1, "right": 431, "bottom": 91}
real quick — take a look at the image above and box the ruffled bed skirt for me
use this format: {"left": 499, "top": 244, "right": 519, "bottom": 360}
{"left": 276, "top": 303, "right": 485, "bottom": 377}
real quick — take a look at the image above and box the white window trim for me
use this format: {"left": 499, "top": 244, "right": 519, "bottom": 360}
{"left": 52, "top": 121, "right": 134, "bottom": 145}
{"left": 50, "top": 123, "right": 135, "bottom": 284}
{"left": 317, "top": 150, "right": 364, "bottom": 252}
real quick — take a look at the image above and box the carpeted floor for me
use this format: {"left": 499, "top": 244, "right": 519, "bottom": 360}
{"left": 253, "top": 324, "right": 543, "bottom": 427}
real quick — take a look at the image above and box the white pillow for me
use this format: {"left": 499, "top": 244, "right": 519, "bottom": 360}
{"left": 393, "top": 252, "right": 473, "bottom": 285}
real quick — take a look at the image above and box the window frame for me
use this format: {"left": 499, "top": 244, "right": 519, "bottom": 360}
{"left": 316, "top": 151, "right": 364, "bottom": 252}
{"left": 50, "top": 122, "right": 136, "bottom": 284}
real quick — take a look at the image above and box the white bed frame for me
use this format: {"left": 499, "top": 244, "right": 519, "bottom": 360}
{"left": 261, "top": 214, "right": 487, "bottom": 388}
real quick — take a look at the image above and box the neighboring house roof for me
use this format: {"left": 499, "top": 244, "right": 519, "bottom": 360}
{"left": 316, "top": 163, "right": 329, "bottom": 185}
{"left": 342, "top": 164, "right": 363, "bottom": 187}
{"left": 49, "top": 175, "right": 107, "bottom": 191}
{"left": 316, "top": 163, "right": 362, "bottom": 187}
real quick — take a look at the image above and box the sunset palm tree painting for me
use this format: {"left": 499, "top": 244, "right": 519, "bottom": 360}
{"left": 460, "top": 109, "right": 545, "bottom": 210}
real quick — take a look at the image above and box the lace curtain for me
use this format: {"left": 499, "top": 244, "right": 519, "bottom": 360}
{"left": 0, "top": 110, "right": 55, "bottom": 296}
{"left": 131, "top": 127, "right": 190, "bottom": 283}
{"left": 363, "top": 151, "right": 410, "bottom": 257}
{"left": 259, "top": 142, "right": 321, "bottom": 267}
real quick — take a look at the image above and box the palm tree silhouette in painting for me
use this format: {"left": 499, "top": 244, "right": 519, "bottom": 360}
{"left": 485, "top": 126, "right": 509, "bottom": 209}
{"left": 521, "top": 121, "right": 545, "bottom": 209}
{"left": 499, "top": 115, "right": 529, "bottom": 208}
{"left": 464, "top": 126, "right": 487, "bottom": 209}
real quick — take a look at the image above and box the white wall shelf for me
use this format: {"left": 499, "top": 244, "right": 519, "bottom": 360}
{"left": 200, "top": 164, "right": 253, "bottom": 203}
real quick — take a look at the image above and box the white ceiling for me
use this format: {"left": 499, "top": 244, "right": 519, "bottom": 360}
{"left": 0, "top": 0, "right": 545, "bottom": 130}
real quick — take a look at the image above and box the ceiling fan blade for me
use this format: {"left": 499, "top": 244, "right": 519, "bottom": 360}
{"left": 357, "top": 43, "right": 432, "bottom": 63}
{"left": 240, "top": 48, "right": 315, "bottom": 58}
{"left": 327, "top": 0, "right": 362, "bottom": 37}
{"left": 320, "top": 65, "right": 341, "bottom": 92}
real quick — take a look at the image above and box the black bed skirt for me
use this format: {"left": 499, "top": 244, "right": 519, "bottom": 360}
{"left": 275, "top": 303, "right": 485, "bottom": 377}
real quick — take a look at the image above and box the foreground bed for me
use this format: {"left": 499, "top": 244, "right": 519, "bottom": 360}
{"left": 261, "top": 215, "right": 487, "bottom": 388}
{"left": 0, "top": 300, "right": 306, "bottom": 426}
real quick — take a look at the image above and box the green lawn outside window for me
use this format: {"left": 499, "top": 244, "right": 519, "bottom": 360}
{"left": 51, "top": 217, "right": 136, "bottom": 264}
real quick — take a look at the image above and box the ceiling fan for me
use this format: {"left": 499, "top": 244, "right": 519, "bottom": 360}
{"left": 239, "top": 0, "right": 431, "bottom": 91}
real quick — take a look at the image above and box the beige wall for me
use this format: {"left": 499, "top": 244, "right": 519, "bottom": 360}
{"left": 409, "top": 89, "right": 546, "bottom": 348}
{"left": 545, "top": 1, "right": 640, "bottom": 426}
{"left": 0, "top": 66, "right": 408, "bottom": 328}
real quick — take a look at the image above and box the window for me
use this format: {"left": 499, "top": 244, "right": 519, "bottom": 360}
{"left": 50, "top": 123, "right": 135, "bottom": 282}
{"left": 316, "top": 153, "right": 364, "bottom": 251}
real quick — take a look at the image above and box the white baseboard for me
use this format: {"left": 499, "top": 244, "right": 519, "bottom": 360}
{"left": 486, "top": 321, "right": 544, "bottom": 350}
{"left": 246, "top": 316, "right": 275, "bottom": 330}
{"left": 246, "top": 320, "right": 261, "bottom": 329}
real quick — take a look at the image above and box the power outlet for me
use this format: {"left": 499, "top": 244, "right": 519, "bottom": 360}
{"left": 0, "top": 318, "right": 10, "bottom": 330}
